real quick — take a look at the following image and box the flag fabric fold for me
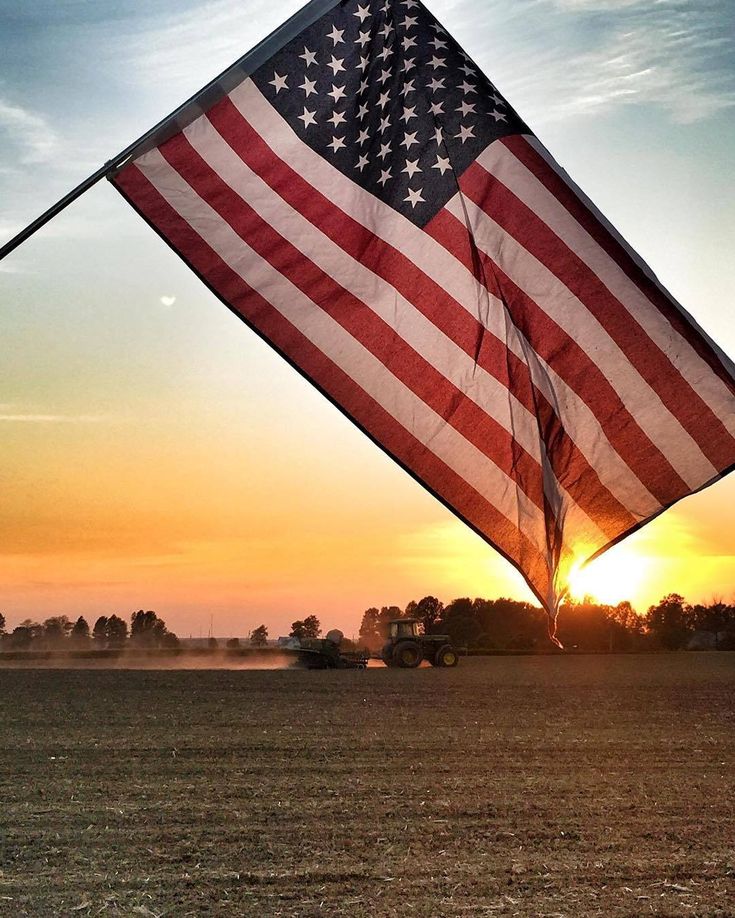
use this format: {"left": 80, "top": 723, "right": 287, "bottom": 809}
{"left": 110, "top": 0, "right": 735, "bottom": 633}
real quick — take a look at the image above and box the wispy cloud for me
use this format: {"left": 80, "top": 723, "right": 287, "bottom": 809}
{"left": 120, "top": 0, "right": 299, "bottom": 92}
{"left": 0, "top": 413, "right": 116, "bottom": 423}
{"left": 449, "top": 0, "right": 735, "bottom": 124}
{"left": 0, "top": 97, "right": 59, "bottom": 163}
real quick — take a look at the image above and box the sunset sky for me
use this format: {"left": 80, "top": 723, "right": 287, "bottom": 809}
{"left": 1, "top": 0, "right": 734, "bottom": 638}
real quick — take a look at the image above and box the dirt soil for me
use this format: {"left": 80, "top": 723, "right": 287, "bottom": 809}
{"left": 0, "top": 654, "right": 733, "bottom": 916}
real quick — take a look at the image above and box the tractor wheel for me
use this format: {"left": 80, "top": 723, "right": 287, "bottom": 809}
{"left": 393, "top": 641, "right": 423, "bottom": 668}
{"left": 435, "top": 645, "right": 459, "bottom": 667}
{"left": 380, "top": 642, "right": 394, "bottom": 667}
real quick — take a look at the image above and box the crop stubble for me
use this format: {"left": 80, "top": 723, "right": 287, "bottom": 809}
{"left": 0, "top": 654, "right": 733, "bottom": 916}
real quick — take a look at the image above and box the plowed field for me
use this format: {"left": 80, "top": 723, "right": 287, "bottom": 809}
{"left": 1, "top": 654, "right": 733, "bottom": 916}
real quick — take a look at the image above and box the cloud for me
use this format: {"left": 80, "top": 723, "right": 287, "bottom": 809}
{"left": 0, "top": 413, "right": 115, "bottom": 423}
{"left": 450, "top": 0, "right": 735, "bottom": 124}
{"left": 0, "top": 97, "right": 59, "bottom": 163}
{"left": 120, "top": 0, "right": 300, "bottom": 92}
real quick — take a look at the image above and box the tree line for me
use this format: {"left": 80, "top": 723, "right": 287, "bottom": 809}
{"left": 0, "top": 610, "right": 181, "bottom": 651}
{"left": 2, "top": 594, "right": 734, "bottom": 654}
{"left": 359, "top": 594, "right": 735, "bottom": 652}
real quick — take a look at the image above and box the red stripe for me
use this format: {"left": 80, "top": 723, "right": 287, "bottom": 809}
{"left": 503, "top": 134, "right": 735, "bottom": 399}
{"left": 459, "top": 159, "right": 735, "bottom": 471}
{"left": 156, "top": 130, "right": 548, "bottom": 514}
{"left": 425, "top": 207, "right": 691, "bottom": 507}
{"left": 202, "top": 95, "right": 640, "bottom": 535}
{"left": 113, "top": 161, "right": 555, "bottom": 597}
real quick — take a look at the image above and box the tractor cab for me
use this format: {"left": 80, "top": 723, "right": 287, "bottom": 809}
{"left": 382, "top": 618, "right": 459, "bottom": 668}
{"left": 389, "top": 618, "right": 421, "bottom": 640}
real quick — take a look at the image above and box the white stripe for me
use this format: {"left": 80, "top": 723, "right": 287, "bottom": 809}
{"left": 444, "top": 193, "right": 717, "bottom": 489}
{"left": 181, "top": 113, "right": 608, "bottom": 546}
{"left": 133, "top": 147, "right": 553, "bottom": 557}
{"left": 479, "top": 139, "right": 735, "bottom": 441}
{"left": 226, "top": 78, "right": 662, "bottom": 520}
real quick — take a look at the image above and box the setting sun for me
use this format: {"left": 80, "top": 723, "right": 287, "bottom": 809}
{"left": 568, "top": 542, "right": 650, "bottom": 606}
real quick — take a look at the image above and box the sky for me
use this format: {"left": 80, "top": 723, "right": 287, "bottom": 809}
{"left": 1, "top": 0, "right": 734, "bottom": 638}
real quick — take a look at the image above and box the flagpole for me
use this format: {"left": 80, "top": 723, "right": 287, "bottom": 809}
{"left": 0, "top": 0, "right": 341, "bottom": 263}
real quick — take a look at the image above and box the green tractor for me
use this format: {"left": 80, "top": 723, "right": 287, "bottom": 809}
{"left": 381, "top": 618, "right": 459, "bottom": 668}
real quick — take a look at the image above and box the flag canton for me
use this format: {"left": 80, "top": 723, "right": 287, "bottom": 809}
{"left": 251, "top": 0, "right": 529, "bottom": 228}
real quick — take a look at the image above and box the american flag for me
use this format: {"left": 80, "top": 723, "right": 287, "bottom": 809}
{"left": 111, "top": 0, "right": 735, "bottom": 634}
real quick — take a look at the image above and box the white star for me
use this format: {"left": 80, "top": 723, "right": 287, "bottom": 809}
{"left": 269, "top": 72, "right": 288, "bottom": 93}
{"left": 379, "top": 115, "right": 391, "bottom": 133}
{"left": 356, "top": 55, "right": 369, "bottom": 71}
{"left": 459, "top": 63, "right": 475, "bottom": 77}
{"left": 455, "top": 123, "right": 475, "bottom": 143}
{"left": 299, "top": 76, "right": 317, "bottom": 97}
{"left": 357, "top": 128, "right": 370, "bottom": 145}
{"left": 401, "top": 79, "right": 415, "bottom": 96}
{"left": 429, "top": 56, "right": 446, "bottom": 70}
{"left": 428, "top": 77, "right": 445, "bottom": 92}
{"left": 430, "top": 36, "right": 447, "bottom": 49}
{"left": 327, "top": 110, "right": 346, "bottom": 127}
{"left": 401, "top": 131, "right": 419, "bottom": 150}
{"left": 401, "top": 34, "right": 417, "bottom": 50}
{"left": 357, "top": 154, "right": 370, "bottom": 171}
{"left": 430, "top": 23, "right": 446, "bottom": 34}
{"left": 460, "top": 81, "right": 477, "bottom": 95}
{"left": 378, "top": 168, "right": 392, "bottom": 186}
{"left": 378, "top": 143, "right": 391, "bottom": 160}
{"left": 456, "top": 100, "right": 476, "bottom": 117}
{"left": 402, "top": 158, "right": 422, "bottom": 178}
{"left": 357, "top": 102, "right": 369, "bottom": 119}
{"left": 327, "top": 55, "right": 345, "bottom": 75}
{"left": 490, "top": 109, "right": 508, "bottom": 122}
{"left": 328, "top": 135, "right": 346, "bottom": 152}
{"left": 429, "top": 100, "right": 443, "bottom": 115}
{"left": 328, "top": 83, "right": 347, "bottom": 102}
{"left": 378, "top": 45, "right": 393, "bottom": 61}
{"left": 432, "top": 155, "right": 451, "bottom": 175}
{"left": 433, "top": 125, "right": 444, "bottom": 144}
{"left": 401, "top": 105, "right": 417, "bottom": 123}
{"left": 490, "top": 93, "right": 505, "bottom": 106}
{"left": 379, "top": 21, "right": 394, "bottom": 39}
{"left": 379, "top": 0, "right": 391, "bottom": 12}
{"left": 378, "top": 68, "right": 391, "bottom": 84}
{"left": 300, "top": 47, "right": 317, "bottom": 67}
{"left": 401, "top": 57, "right": 416, "bottom": 73}
{"left": 378, "top": 90, "right": 391, "bottom": 108}
{"left": 327, "top": 25, "right": 345, "bottom": 45}
{"left": 354, "top": 3, "right": 370, "bottom": 22}
{"left": 403, "top": 0, "right": 419, "bottom": 7}
{"left": 298, "top": 107, "right": 317, "bottom": 128}
{"left": 404, "top": 187, "right": 425, "bottom": 208}
{"left": 358, "top": 77, "right": 369, "bottom": 94}
{"left": 356, "top": 29, "right": 371, "bottom": 48}
{"left": 402, "top": 15, "right": 418, "bottom": 28}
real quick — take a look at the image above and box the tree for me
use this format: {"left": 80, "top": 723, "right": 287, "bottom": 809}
{"left": 690, "top": 599, "right": 735, "bottom": 649}
{"left": 130, "top": 610, "right": 167, "bottom": 647}
{"left": 358, "top": 607, "right": 382, "bottom": 649}
{"left": 226, "top": 637, "right": 241, "bottom": 649}
{"left": 43, "top": 615, "right": 72, "bottom": 646}
{"left": 250, "top": 625, "right": 268, "bottom": 647}
{"left": 290, "top": 615, "right": 321, "bottom": 641}
{"left": 441, "top": 598, "right": 483, "bottom": 647}
{"left": 106, "top": 615, "right": 128, "bottom": 648}
{"left": 645, "top": 594, "right": 692, "bottom": 649}
{"left": 161, "top": 632, "right": 180, "bottom": 649}
{"left": 10, "top": 621, "right": 43, "bottom": 649}
{"left": 414, "top": 596, "right": 444, "bottom": 634}
{"left": 70, "top": 616, "right": 90, "bottom": 647}
{"left": 0, "top": 612, "right": 6, "bottom": 635}
{"left": 92, "top": 616, "right": 109, "bottom": 646}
